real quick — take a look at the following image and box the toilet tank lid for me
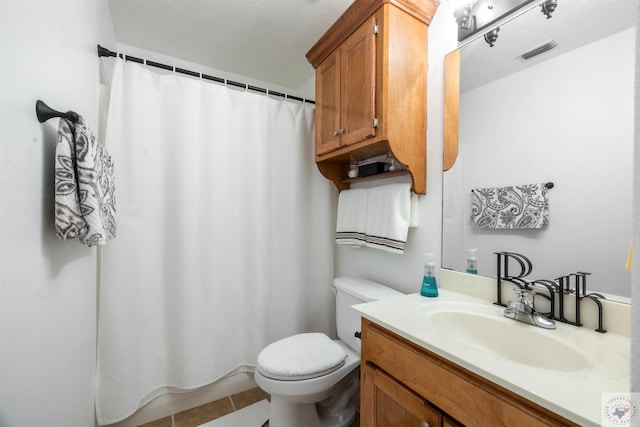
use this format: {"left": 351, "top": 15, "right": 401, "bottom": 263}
{"left": 333, "top": 277, "right": 404, "bottom": 302}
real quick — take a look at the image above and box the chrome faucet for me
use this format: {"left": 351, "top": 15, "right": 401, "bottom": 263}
{"left": 503, "top": 288, "right": 556, "bottom": 329}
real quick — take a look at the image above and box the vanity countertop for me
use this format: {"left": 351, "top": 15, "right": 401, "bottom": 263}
{"left": 353, "top": 288, "right": 630, "bottom": 426}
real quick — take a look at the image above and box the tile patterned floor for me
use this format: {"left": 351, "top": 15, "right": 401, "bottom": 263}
{"left": 138, "top": 387, "right": 360, "bottom": 427}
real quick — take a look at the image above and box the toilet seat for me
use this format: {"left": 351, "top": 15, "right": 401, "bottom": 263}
{"left": 257, "top": 333, "right": 347, "bottom": 381}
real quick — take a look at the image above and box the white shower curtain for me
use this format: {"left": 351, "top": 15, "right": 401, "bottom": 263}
{"left": 96, "top": 59, "right": 334, "bottom": 425}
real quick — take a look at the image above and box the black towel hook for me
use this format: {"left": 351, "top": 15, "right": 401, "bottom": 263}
{"left": 35, "top": 100, "right": 79, "bottom": 123}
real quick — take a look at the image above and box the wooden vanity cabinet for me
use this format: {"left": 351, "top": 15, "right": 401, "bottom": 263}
{"left": 306, "top": 0, "right": 439, "bottom": 194}
{"left": 360, "top": 318, "right": 580, "bottom": 427}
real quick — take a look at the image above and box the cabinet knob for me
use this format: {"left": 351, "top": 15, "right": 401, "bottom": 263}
{"left": 421, "top": 422, "right": 430, "bottom": 427}
{"left": 333, "top": 130, "right": 339, "bottom": 137}
{"left": 339, "top": 128, "right": 345, "bottom": 134}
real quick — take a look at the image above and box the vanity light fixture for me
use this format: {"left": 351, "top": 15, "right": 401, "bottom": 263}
{"left": 452, "top": 0, "right": 557, "bottom": 46}
{"left": 454, "top": 1, "right": 476, "bottom": 30}
{"left": 540, "top": 0, "right": 558, "bottom": 19}
{"left": 484, "top": 27, "right": 500, "bottom": 47}
{"left": 451, "top": 0, "right": 534, "bottom": 42}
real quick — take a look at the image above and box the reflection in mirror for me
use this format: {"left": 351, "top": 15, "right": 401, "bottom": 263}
{"left": 442, "top": 0, "right": 636, "bottom": 301}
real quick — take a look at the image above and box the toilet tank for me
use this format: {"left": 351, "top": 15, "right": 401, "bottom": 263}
{"left": 333, "top": 277, "right": 404, "bottom": 353}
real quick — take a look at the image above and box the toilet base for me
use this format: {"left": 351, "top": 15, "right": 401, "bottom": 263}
{"left": 269, "top": 397, "right": 355, "bottom": 427}
{"left": 267, "top": 369, "right": 360, "bottom": 427}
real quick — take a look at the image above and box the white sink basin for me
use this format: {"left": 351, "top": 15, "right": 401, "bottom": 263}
{"left": 416, "top": 301, "right": 629, "bottom": 379}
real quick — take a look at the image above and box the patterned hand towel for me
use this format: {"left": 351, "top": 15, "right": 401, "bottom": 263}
{"left": 471, "top": 183, "right": 548, "bottom": 229}
{"left": 55, "top": 117, "right": 116, "bottom": 246}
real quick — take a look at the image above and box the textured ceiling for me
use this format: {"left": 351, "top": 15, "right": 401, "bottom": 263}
{"left": 107, "top": 0, "right": 354, "bottom": 90}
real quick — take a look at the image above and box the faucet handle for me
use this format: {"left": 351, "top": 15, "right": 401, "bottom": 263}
{"left": 509, "top": 288, "right": 534, "bottom": 313}
{"left": 507, "top": 300, "right": 534, "bottom": 314}
{"left": 512, "top": 287, "right": 533, "bottom": 299}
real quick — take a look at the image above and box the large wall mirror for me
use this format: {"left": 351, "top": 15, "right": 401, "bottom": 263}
{"left": 442, "top": 0, "right": 636, "bottom": 301}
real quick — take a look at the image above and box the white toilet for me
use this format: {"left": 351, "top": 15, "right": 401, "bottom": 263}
{"left": 254, "top": 277, "right": 403, "bottom": 427}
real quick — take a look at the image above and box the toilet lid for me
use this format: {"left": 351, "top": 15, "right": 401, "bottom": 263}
{"left": 257, "top": 333, "right": 347, "bottom": 381}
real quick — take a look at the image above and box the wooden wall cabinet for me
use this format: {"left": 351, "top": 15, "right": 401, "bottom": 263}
{"left": 306, "top": 0, "right": 439, "bottom": 194}
{"left": 360, "top": 318, "right": 580, "bottom": 426}
{"left": 315, "top": 16, "right": 377, "bottom": 157}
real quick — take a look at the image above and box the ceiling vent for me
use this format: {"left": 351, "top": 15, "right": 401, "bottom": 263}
{"left": 518, "top": 40, "right": 558, "bottom": 61}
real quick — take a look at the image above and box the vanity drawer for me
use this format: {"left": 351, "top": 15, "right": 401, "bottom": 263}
{"left": 360, "top": 318, "right": 579, "bottom": 426}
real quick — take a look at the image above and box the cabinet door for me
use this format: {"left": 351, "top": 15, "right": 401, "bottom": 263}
{"left": 340, "top": 15, "right": 376, "bottom": 147}
{"left": 443, "top": 417, "right": 462, "bottom": 427}
{"left": 362, "top": 363, "right": 441, "bottom": 427}
{"left": 315, "top": 50, "right": 341, "bottom": 155}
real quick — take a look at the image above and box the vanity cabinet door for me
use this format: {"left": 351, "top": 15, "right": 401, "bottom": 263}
{"left": 443, "top": 417, "right": 462, "bottom": 427}
{"left": 362, "top": 362, "right": 442, "bottom": 427}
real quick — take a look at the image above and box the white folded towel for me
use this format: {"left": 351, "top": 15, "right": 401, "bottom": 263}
{"left": 365, "top": 183, "right": 412, "bottom": 254}
{"left": 55, "top": 117, "right": 116, "bottom": 246}
{"left": 336, "top": 188, "right": 368, "bottom": 247}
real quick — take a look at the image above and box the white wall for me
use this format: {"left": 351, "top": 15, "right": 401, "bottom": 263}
{"left": 444, "top": 28, "right": 634, "bottom": 297}
{"left": 335, "top": 6, "right": 458, "bottom": 294}
{"left": 0, "top": 1, "right": 115, "bottom": 426}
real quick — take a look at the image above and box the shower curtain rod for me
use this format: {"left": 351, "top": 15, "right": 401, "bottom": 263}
{"left": 97, "top": 45, "right": 315, "bottom": 104}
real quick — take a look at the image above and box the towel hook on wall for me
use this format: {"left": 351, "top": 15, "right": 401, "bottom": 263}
{"left": 35, "top": 100, "right": 79, "bottom": 123}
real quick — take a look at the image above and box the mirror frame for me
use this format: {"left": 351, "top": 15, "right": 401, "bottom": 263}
{"left": 443, "top": 50, "right": 460, "bottom": 172}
